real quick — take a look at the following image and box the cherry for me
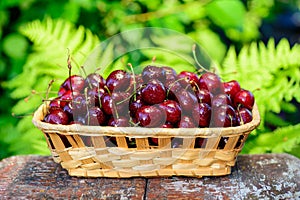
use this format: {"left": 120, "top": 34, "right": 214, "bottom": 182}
{"left": 61, "top": 75, "right": 85, "bottom": 92}
{"left": 158, "top": 100, "right": 181, "bottom": 124}
{"left": 176, "top": 89, "right": 198, "bottom": 115}
{"left": 177, "top": 71, "right": 200, "bottom": 88}
{"left": 72, "top": 94, "right": 89, "bottom": 116}
{"left": 234, "top": 89, "right": 254, "bottom": 110}
{"left": 59, "top": 90, "right": 79, "bottom": 108}
{"left": 49, "top": 97, "right": 62, "bottom": 111}
{"left": 223, "top": 80, "right": 241, "bottom": 98}
{"left": 211, "top": 94, "right": 232, "bottom": 108}
{"left": 106, "top": 70, "right": 131, "bottom": 92}
{"left": 84, "top": 73, "right": 106, "bottom": 89}
{"left": 161, "top": 66, "right": 177, "bottom": 77}
{"left": 213, "top": 104, "right": 237, "bottom": 127}
{"left": 195, "top": 89, "right": 212, "bottom": 105}
{"left": 85, "top": 106, "right": 107, "bottom": 126}
{"left": 44, "top": 108, "right": 69, "bottom": 125}
{"left": 87, "top": 86, "right": 106, "bottom": 106}
{"left": 108, "top": 116, "right": 130, "bottom": 127}
{"left": 135, "top": 105, "right": 166, "bottom": 127}
{"left": 177, "top": 116, "right": 196, "bottom": 128}
{"left": 141, "top": 79, "right": 166, "bottom": 105}
{"left": 58, "top": 87, "right": 67, "bottom": 96}
{"left": 142, "top": 65, "right": 166, "bottom": 83}
{"left": 101, "top": 92, "right": 131, "bottom": 116}
{"left": 199, "top": 72, "right": 223, "bottom": 94}
{"left": 192, "top": 103, "right": 211, "bottom": 127}
{"left": 129, "top": 98, "right": 145, "bottom": 118}
{"left": 236, "top": 107, "right": 253, "bottom": 125}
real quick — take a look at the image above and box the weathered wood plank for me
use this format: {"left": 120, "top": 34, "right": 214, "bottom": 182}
{"left": 0, "top": 154, "right": 299, "bottom": 199}
{"left": 145, "top": 154, "right": 300, "bottom": 199}
{"left": 0, "top": 155, "right": 146, "bottom": 199}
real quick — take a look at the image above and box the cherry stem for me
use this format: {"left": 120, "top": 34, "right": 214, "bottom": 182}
{"left": 192, "top": 44, "right": 209, "bottom": 73}
{"left": 84, "top": 88, "right": 90, "bottom": 125}
{"left": 46, "top": 80, "right": 54, "bottom": 101}
{"left": 128, "top": 63, "right": 136, "bottom": 101}
{"left": 67, "top": 49, "right": 74, "bottom": 99}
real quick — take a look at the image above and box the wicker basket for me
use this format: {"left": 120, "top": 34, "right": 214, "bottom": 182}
{"left": 32, "top": 102, "right": 260, "bottom": 178}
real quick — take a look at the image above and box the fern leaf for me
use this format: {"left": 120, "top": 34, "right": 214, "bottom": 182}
{"left": 218, "top": 38, "right": 300, "bottom": 130}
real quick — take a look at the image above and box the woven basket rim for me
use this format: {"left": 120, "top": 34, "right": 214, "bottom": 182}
{"left": 32, "top": 102, "right": 260, "bottom": 137}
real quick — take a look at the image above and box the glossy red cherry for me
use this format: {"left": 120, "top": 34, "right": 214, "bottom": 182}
{"left": 84, "top": 73, "right": 106, "bottom": 89}
{"left": 223, "top": 80, "right": 241, "bottom": 98}
{"left": 213, "top": 104, "right": 237, "bottom": 127}
{"left": 158, "top": 100, "right": 182, "bottom": 124}
{"left": 61, "top": 75, "right": 85, "bottom": 92}
{"left": 192, "top": 103, "right": 211, "bottom": 127}
{"left": 141, "top": 79, "right": 166, "bottom": 105}
{"left": 85, "top": 106, "right": 107, "bottom": 126}
{"left": 44, "top": 108, "right": 69, "bottom": 125}
{"left": 177, "top": 116, "right": 197, "bottom": 128}
{"left": 106, "top": 70, "right": 131, "bottom": 92}
{"left": 177, "top": 71, "right": 200, "bottom": 88}
{"left": 135, "top": 105, "right": 166, "bottom": 127}
{"left": 108, "top": 116, "right": 130, "bottom": 127}
{"left": 234, "top": 89, "right": 255, "bottom": 110}
{"left": 236, "top": 107, "right": 253, "bottom": 125}
{"left": 195, "top": 89, "right": 212, "bottom": 105}
{"left": 198, "top": 72, "right": 223, "bottom": 94}
{"left": 142, "top": 65, "right": 166, "bottom": 83}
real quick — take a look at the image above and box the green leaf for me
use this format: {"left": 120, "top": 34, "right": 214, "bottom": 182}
{"left": 2, "top": 33, "right": 28, "bottom": 59}
{"left": 206, "top": 0, "right": 246, "bottom": 29}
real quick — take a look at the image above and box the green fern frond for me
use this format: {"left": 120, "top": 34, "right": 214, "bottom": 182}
{"left": 5, "top": 18, "right": 100, "bottom": 156}
{"left": 218, "top": 38, "right": 300, "bottom": 129}
{"left": 243, "top": 123, "right": 300, "bottom": 158}
{"left": 7, "top": 17, "right": 99, "bottom": 113}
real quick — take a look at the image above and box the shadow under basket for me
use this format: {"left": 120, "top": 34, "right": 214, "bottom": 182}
{"left": 32, "top": 103, "right": 260, "bottom": 178}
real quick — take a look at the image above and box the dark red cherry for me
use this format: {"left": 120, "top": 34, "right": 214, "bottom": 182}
{"left": 129, "top": 99, "right": 145, "bottom": 118}
{"left": 106, "top": 70, "right": 131, "bottom": 92}
{"left": 161, "top": 66, "right": 177, "bottom": 77}
{"left": 223, "top": 80, "right": 241, "bottom": 98}
{"left": 58, "top": 87, "right": 67, "bottom": 96}
{"left": 159, "top": 100, "right": 182, "bottom": 124}
{"left": 199, "top": 72, "right": 223, "bottom": 94}
{"left": 192, "top": 103, "right": 211, "bottom": 127}
{"left": 61, "top": 75, "right": 85, "bottom": 92}
{"left": 59, "top": 90, "right": 80, "bottom": 108}
{"left": 44, "top": 108, "right": 69, "bottom": 125}
{"left": 213, "top": 104, "right": 237, "bottom": 127}
{"left": 234, "top": 89, "right": 254, "bottom": 110}
{"left": 85, "top": 106, "right": 107, "bottom": 126}
{"left": 49, "top": 97, "right": 62, "bottom": 111}
{"left": 141, "top": 79, "right": 166, "bottom": 105}
{"left": 211, "top": 94, "right": 232, "bottom": 108}
{"left": 195, "top": 89, "right": 212, "bottom": 105}
{"left": 108, "top": 116, "right": 130, "bottom": 127}
{"left": 177, "top": 71, "right": 200, "bottom": 88}
{"left": 176, "top": 89, "right": 198, "bottom": 115}
{"left": 84, "top": 73, "right": 106, "bottom": 89}
{"left": 142, "top": 65, "right": 166, "bottom": 83}
{"left": 135, "top": 105, "right": 166, "bottom": 127}
{"left": 236, "top": 107, "right": 253, "bottom": 125}
{"left": 72, "top": 94, "right": 88, "bottom": 116}
{"left": 101, "top": 92, "right": 131, "bottom": 116}
{"left": 177, "top": 116, "right": 197, "bottom": 128}
{"left": 87, "top": 86, "right": 106, "bottom": 106}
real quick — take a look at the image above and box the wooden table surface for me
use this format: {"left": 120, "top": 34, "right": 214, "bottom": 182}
{"left": 0, "top": 153, "right": 299, "bottom": 199}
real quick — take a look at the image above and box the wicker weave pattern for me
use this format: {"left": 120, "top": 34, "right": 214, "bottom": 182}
{"left": 32, "top": 103, "right": 260, "bottom": 178}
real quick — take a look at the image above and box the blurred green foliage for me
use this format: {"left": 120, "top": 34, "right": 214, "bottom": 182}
{"left": 1, "top": 0, "right": 300, "bottom": 159}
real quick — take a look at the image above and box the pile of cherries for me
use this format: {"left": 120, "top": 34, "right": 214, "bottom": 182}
{"left": 44, "top": 65, "right": 255, "bottom": 128}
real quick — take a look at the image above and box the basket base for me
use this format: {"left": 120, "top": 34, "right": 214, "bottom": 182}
{"left": 66, "top": 166, "right": 232, "bottom": 178}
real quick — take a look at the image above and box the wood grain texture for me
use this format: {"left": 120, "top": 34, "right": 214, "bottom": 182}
{"left": 0, "top": 154, "right": 299, "bottom": 199}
